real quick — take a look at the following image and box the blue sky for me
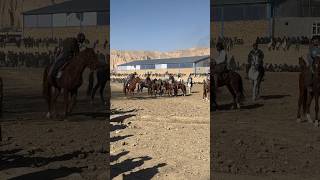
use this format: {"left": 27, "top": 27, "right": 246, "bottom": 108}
{"left": 110, "top": 0, "right": 209, "bottom": 52}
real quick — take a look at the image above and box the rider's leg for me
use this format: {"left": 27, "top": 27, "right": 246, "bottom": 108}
{"left": 52, "top": 52, "right": 68, "bottom": 78}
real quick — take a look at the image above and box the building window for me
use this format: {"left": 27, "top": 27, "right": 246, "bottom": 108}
{"left": 312, "top": 23, "right": 320, "bottom": 35}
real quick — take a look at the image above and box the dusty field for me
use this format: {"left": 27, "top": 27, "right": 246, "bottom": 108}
{"left": 0, "top": 68, "right": 109, "bottom": 180}
{"left": 110, "top": 83, "right": 210, "bottom": 179}
{"left": 212, "top": 72, "right": 320, "bottom": 180}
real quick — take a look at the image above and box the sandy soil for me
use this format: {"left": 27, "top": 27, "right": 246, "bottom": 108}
{"left": 110, "top": 82, "right": 210, "bottom": 179}
{"left": 212, "top": 72, "right": 320, "bottom": 180}
{"left": 0, "top": 68, "right": 109, "bottom": 180}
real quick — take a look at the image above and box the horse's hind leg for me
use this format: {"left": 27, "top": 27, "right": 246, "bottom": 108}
{"left": 99, "top": 81, "right": 107, "bottom": 106}
{"left": 91, "top": 82, "right": 99, "bottom": 104}
{"left": 227, "top": 85, "right": 237, "bottom": 109}
{"left": 68, "top": 90, "right": 78, "bottom": 114}
{"left": 52, "top": 88, "right": 61, "bottom": 118}
{"left": 306, "top": 92, "right": 314, "bottom": 123}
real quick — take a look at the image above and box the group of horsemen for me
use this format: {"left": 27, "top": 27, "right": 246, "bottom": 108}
{"left": 125, "top": 72, "right": 193, "bottom": 96}
{"left": 211, "top": 35, "right": 320, "bottom": 111}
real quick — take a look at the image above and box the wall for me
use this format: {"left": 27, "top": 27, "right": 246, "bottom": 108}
{"left": 274, "top": 17, "right": 320, "bottom": 37}
{"left": 211, "top": 20, "right": 270, "bottom": 45}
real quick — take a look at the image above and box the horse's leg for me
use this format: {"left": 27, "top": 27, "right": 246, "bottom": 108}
{"left": 252, "top": 80, "right": 257, "bottom": 101}
{"left": 297, "top": 90, "right": 303, "bottom": 122}
{"left": 91, "top": 82, "right": 100, "bottom": 104}
{"left": 52, "top": 88, "right": 61, "bottom": 118}
{"left": 68, "top": 89, "right": 78, "bottom": 114}
{"left": 99, "top": 81, "right": 107, "bottom": 106}
{"left": 227, "top": 84, "right": 237, "bottom": 109}
{"left": 315, "top": 94, "right": 319, "bottom": 127}
{"left": 306, "top": 92, "right": 314, "bottom": 123}
{"left": 63, "top": 90, "right": 70, "bottom": 118}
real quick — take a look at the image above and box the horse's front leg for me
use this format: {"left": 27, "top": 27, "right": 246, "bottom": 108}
{"left": 68, "top": 90, "right": 78, "bottom": 114}
{"left": 52, "top": 88, "right": 61, "bottom": 118}
{"left": 63, "top": 90, "right": 70, "bottom": 118}
{"left": 252, "top": 80, "right": 257, "bottom": 101}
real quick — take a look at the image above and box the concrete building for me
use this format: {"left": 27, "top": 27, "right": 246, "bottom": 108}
{"left": 117, "top": 56, "right": 210, "bottom": 75}
{"left": 211, "top": 0, "right": 320, "bottom": 44}
{"left": 22, "top": 0, "right": 109, "bottom": 42}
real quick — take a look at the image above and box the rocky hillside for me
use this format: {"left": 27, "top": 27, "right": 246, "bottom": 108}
{"left": 0, "top": 0, "right": 66, "bottom": 30}
{"left": 110, "top": 47, "right": 210, "bottom": 70}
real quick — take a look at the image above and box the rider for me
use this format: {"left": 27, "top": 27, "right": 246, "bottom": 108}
{"left": 51, "top": 33, "right": 86, "bottom": 79}
{"left": 247, "top": 43, "right": 264, "bottom": 79}
{"left": 212, "top": 42, "right": 228, "bottom": 88}
{"left": 305, "top": 35, "right": 320, "bottom": 90}
{"left": 177, "top": 74, "right": 182, "bottom": 83}
{"left": 125, "top": 72, "right": 137, "bottom": 87}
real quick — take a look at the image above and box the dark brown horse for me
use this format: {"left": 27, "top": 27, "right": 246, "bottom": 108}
{"left": 150, "top": 79, "right": 164, "bottom": 97}
{"left": 214, "top": 71, "right": 245, "bottom": 109}
{"left": 43, "top": 48, "right": 100, "bottom": 118}
{"left": 138, "top": 76, "right": 152, "bottom": 94}
{"left": 297, "top": 57, "right": 309, "bottom": 123}
{"left": 163, "top": 80, "right": 175, "bottom": 96}
{"left": 305, "top": 57, "right": 320, "bottom": 127}
{"left": 124, "top": 77, "right": 141, "bottom": 96}
{"left": 203, "top": 79, "right": 210, "bottom": 101}
{"left": 174, "top": 81, "right": 186, "bottom": 96}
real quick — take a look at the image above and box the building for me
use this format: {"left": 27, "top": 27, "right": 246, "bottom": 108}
{"left": 22, "top": 0, "right": 109, "bottom": 43}
{"left": 117, "top": 56, "right": 210, "bottom": 75}
{"left": 211, "top": 0, "right": 320, "bottom": 43}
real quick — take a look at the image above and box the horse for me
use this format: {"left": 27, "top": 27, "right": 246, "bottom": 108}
{"left": 203, "top": 79, "right": 210, "bottom": 101}
{"left": 150, "top": 79, "right": 163, "bottom": 97}
{"left": 248, "top": 55, "right": 264, "bottom": 101}
{"left": 87, "top": 66, "right": 108, "bottom": 106}
{"left": 123, "top": 77, "right": 141, "bottom": 96}
{"left": 214, "top": 70, "right": 245, "bottom": 109}
{"left": 43, "top": 48, "right": 100, "bottom": 119}
{"left": 305, "top": 57, "right": 320, "bottom": 127}
{"left": 297, "top": 57, "right": 310, "bottom": 123}
{"left": 138, "top": 76, "right": 152, "bottom": 94}
{"left": 174, "top": 81, "right": 186, "bottom": 96}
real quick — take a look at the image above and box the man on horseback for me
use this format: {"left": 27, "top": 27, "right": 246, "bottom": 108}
{"left": 247, "top": 43, "right": 264, "bottom": 79}
{"left": 212, "top": 42, "right": 228, "bottom": 88}
{"left": 304, "top": 35, "right": 320, "bottom": 90}
{"left": 51, "top": 33, "right": 86, "bottom": 79}
{"left": 125, "top": 72, "right": 137, "bottom": 87}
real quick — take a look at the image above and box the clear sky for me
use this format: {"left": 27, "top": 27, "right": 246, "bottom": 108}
{"left": 110, "top": 0, "right": 210, "bottom": 52}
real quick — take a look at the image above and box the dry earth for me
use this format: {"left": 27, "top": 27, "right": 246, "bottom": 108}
{"left": 0, "top": 68, "right": 109, "bottom": 180}
{"left": 110, "top": 83, "right": 210, "bottom": 179}
{"left": 212, "top": 72, "right": 320, "bottom": 180}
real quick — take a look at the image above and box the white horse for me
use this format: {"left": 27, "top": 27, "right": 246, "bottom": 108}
{"left": 248, "top": 55, "right": 263, "bottom": 101}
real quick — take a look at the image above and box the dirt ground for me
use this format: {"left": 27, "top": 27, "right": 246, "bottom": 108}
{"left": 0, "top": 68, "right": 109, "bottom": 180}
{"left": 110, "top": 82, "right": 210, "bottom": 179}
{"left": 212, "top": 72, "right": 320, "bottom": 180}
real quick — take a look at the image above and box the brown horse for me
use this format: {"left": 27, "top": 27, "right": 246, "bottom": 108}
{"left": 163, "top": 80, "right": 175, "bottom": 96}
{"left": 214, "top": 71, "right": 245, "bottom": 109}
{"left": 297, "top": 57, "right": 309, "bottom": 123}
{"left": 203, "top": 79, "right": 210, "bottom": 101}
{"left": 43, "top": 48, "right": 100, "bottom": 118}
{"left": 174, "top": 81, "right": 186, "bottom": 96}
{"left": 124, "top": 77, "right": 141, "bottom": 96}
{"left": 305, "top": 57, "right": 320, "bottom": 127}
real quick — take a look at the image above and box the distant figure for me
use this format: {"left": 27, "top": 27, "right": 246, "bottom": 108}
{"left": 187, "top": 74, "right": 193, "bottom": 94}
